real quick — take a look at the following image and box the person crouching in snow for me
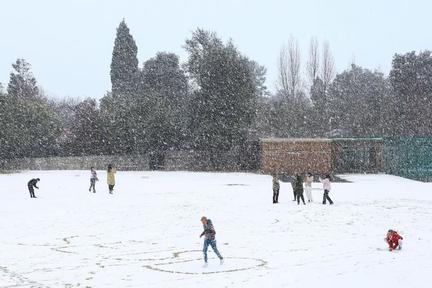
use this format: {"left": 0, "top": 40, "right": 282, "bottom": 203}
{"left": 386, "top": 229, "right": 403, "bottom": 251}
{"left": 200, "top": 216, "right": 224, "bottom": 266}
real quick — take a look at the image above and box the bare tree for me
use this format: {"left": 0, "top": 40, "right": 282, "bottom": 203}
{"left": 321, "top": 41, "right": 335, "bottom": 90}
{"left": 306, "top": 37, "right": 320, "bottom": 84}
{"left": 277, "top": 45, "right": 290, "bottom": 94}
{"left": 277, "top": 35, "right": 301, "bottom": 98}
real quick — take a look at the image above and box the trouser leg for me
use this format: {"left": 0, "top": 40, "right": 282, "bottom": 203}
{"left": 306, "top": 187, "right": 312, "bottom": 201}
{"left": 90, "top": 179, "right": 96, "bottom": 192}
{"left": 210, "top": 240, "right": 223, "bottom": 259}
{"left": 324, "top": 190, "right": 333, "bottom": 204}
{"left": 203, "top": 239, "right": 210, "bottom": 262}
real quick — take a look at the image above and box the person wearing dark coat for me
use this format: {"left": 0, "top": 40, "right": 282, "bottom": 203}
{"left": 294, "top": 174, "right": 306, "bottom": 205}
{"left": 27, "top": 178, "right": 40, "bottom": 198}
{"left": 272, "top": 174, "right": 280, "bottom": 204}
{"left": 290, "top": 177, "right": 297, "bottom": 201}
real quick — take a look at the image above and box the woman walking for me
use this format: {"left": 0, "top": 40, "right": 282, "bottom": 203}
{"left": 107, "top": 164, "right": 116, "bottom": 194}
{"left": 320, "top": 175, "right": 334, "bottom": 205}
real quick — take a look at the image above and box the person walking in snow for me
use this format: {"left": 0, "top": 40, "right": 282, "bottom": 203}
{"left": 272, "top": 174, "right": 280, "bottom": 204}
{"left": 304, "top": 172, "right": 314, "bottom": 202}
{"left": 294, "top": 174, "right": 306, "bottom": 205}
{"left": 27, "top": 178, "right": 40, "bottom": 198}
{"left": 89, "top": 167, "right": 98, "bottom": 193}
{"left": 320, "top": 175, "right": 334, "bottom": 205}
{"left": 290, "top": 175, "right": 297, "bottom": 201}
{"left": 200, "top": 216, "right": 224, "bottom": 266}
{"left": 107, "top": 164, "right": 116, "bottom": 194}
{"left": 386, "top": 229, "right": 403, "bottom": 251}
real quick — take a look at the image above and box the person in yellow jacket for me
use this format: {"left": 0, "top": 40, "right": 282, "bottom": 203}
{"left": 107, "top": 164, "right": 116, "bottom": 194}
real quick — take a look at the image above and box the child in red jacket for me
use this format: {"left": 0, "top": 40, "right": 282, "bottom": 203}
{"left": 386, "top": 229, "right": 403, "bottom": 251}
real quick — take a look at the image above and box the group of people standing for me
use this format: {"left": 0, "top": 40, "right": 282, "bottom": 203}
{"left": 272, "top": 173, "right": 334, "bottom": 205}
{"left": 27, "top": 164, "right": 117, "bottom": 198}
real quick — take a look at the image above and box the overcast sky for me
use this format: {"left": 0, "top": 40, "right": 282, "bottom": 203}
{"left": 1, "top": 0, "right": 431, "bottom": 100}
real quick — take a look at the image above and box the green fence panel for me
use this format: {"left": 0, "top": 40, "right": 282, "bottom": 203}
{"left": 384, "top": 137, "right": 432, "bottom": 181}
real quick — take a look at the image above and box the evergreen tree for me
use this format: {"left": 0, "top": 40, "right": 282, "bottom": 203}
{"left": 3, "top": 59, "right": 61, "bottom": 159}
{"left": 327, "top": 64, "right": 391, "bottom": 137}
{"left": 105, "top": 20, "right": 140, "bottom": 153}
{"left": 269, "top": 91, "right": 313, "bottom": 138}
{"left": 0, "top": 86, "right": 8, "bottom": 160}
{"left": 69, "top": 98, "right": 106, "bottom": 155}
{"left": 310, "top": 77, "right": 329, "bottom": 136}
{"left": 133, "top": 52, "right": 188, "bottom": 157}
{"left": 7, "top": 59, "right": 39, "bottom": 99}
{"left": 110, "top": 19, "right": 139, "bottom": 97}
{"left": 185, "top": 29, "right": 264, "bottom": 169}
{"left": 389, "top": 51, "right": 432, "bottom": 135}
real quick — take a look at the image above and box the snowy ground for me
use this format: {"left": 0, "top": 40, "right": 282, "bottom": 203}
{"left": 1, "top": 170, "right": 432, "bottom": 288}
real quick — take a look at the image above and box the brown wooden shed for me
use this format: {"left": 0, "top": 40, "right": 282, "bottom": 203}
{"left": 260, "top": 137, "right": 384, "bottom": 175}
{"left": 260, "top": 138, "right": 332, "bottom": 174}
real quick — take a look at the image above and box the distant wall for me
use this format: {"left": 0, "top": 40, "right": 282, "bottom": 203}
{"left": 0, "top": 155, "right": 150, "bottom": 171}
{"left": 0, "top": 148, "right": 260, "bottom": 172}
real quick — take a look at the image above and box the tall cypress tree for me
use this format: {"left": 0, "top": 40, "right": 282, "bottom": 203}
{"left": 110, "top": 19, "right": 139, "bottom": 97}
{"left": 104, "top": 19, "right": 140, "bottom": 154}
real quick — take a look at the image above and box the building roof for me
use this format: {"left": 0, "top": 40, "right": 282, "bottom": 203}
{"left": 260, "top": 138, "right": 332, "bottom": 143}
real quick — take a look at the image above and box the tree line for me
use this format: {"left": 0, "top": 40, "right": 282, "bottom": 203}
{"left": 1, "top": 20, "right": 432, "bottom": 169}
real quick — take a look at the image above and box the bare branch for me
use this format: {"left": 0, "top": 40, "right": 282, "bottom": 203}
{"left": 321, "top": 41, "right": 335, "bottom": 90}
{"left": 306, "top": 37, "right": 320, "bottom": 84}
{"left": 277, "top": 35, "right": 301, "bottom": 98}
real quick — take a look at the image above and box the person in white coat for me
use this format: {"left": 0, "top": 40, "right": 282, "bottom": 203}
{"left": 320, "top": 175, "right": 334, "bottom": 205}
{"left": 304, "top": 172, "right": 314, "bottom": 202}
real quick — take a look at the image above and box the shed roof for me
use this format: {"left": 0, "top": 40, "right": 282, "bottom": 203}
{"left": 260, "top": 138, "right": 331, "bottom": 143}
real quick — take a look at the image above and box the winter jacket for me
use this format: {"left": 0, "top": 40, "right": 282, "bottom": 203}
{"left": 320, "top": 178, "right": 331, "bottom": 191}
{"left": 387, "top": 231, "right": 403, "bottom": 249}
{"left": 107, "top": 169, "right": 116, "bottom": 185}
{"left": 200, "top": 219, "right": 216, "bottom": 240}
{"left": 90, "top": 170, "right": 98, "bottom": 180}
{"left": 305, "top": 175, "right": 313, "bottom": 187}
{"left": 272, "top": 177, "right": 280, "bottom": 191}
{"left": 293, "top": 176, "right": 304, "bottom": 194}
{"left": 27, "top": 179, "right": 39, "bottom": 188}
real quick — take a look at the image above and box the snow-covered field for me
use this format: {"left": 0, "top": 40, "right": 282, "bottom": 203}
{"left": 1, "top": 170, "right": 432, "bottom": 288}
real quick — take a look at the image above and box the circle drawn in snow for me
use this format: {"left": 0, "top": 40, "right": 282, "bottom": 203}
{"left": 144, "top": 251, "right": 266, "bottom": 275}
